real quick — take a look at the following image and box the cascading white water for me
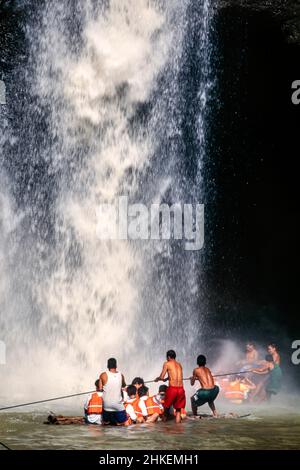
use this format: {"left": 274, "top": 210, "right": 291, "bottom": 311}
{"left": 0, "top": 0, "right": 213, "bottom": 402}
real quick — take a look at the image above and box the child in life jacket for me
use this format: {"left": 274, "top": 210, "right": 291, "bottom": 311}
{"left": 145, "top": 387, "right": 165, "bottom": 423}
{"left": 84, "top": 379, "right": 103, "bottom": 425}
{"left": 136, "top": 385, "right": 150, "bottom": 422}
{"left": 124, "top": 385, "right": 144, "bottom": 425}
{"left": 123, "top": 377, "right": 145, "bottom": 402}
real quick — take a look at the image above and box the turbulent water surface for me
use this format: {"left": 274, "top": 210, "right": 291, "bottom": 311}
{"left": 1, "top": 406, "right": 300, "bottom": 450}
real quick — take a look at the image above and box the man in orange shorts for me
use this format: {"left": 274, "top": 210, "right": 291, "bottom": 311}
{"left": 155, "top": 350, "right": 186, "bottom": 423}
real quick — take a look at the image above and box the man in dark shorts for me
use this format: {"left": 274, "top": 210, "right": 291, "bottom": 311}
{"left": 155, "top": 350, "right": 186, "bottom": 423}
{"left": 99, "top": 358, "right": 128, "bottom": 426}
{"left": 190, "top": 355, "right": 219, "bottom": 417}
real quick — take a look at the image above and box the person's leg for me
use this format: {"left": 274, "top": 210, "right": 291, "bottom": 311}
{"left": 266, "top": 392, "right": 271, "bottom": 401}
{"left": 115, "top": 410, "right": 130, "bottom": 426}
{"left": 191, "top": 397, "right": 198, "bottom": 416}
{"left": 146, "top": 413, "right": 159, "bottom": 423}
{"left": 162, "top": 407, "right": 170, "bottom": 422}
{"left": 208, "top": 401, "right": 217, "bottom": 417}
{"left": 102, "top": 410, "right": 111, "bottom": 425}
{"left": 175, "top": 409, "right": 182, "bottom": 424}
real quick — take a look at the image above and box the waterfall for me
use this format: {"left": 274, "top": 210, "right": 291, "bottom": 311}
{"left": 0, "top": 0, "right": 214, "bottom": 401}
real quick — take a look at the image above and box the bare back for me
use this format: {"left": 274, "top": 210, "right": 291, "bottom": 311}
{"left": 246, "top": 349, "right": 258, "bottom": 363}
{"left": 160, "top": 360, "right": 183, "bottom": 387}
{"left": 193, "top": 366, "right": 215, "bottom": 389}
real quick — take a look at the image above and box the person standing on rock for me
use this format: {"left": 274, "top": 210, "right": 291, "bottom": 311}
{"left": 99, "top": 357, "right": 128, "bottom": 426}
{"left": 155, "top": 350, "right": 186, "bottom": 423}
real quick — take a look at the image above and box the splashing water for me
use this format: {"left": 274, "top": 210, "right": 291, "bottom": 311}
{"left": 0, "top": 0, "right": 214, "bottom": 401}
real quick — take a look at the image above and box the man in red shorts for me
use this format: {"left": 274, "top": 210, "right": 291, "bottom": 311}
{"left": 155, "top": 350, "right": 186, "bottom": 423}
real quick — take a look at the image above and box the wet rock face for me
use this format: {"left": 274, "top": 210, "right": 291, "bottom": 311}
{"left": 216, "top": 0, "right": 300, "bottom": 44}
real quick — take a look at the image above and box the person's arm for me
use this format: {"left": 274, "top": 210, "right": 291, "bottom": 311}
{"left": 139, "top": 399, "right": 148, "bottom": 417}
{"left": 126, "top": 404, "right": 137, "bottom": 422}
{"left": 99, "top": 372, "right": 106, "bottom": 391}
{"left": 244, "top": 377, "right": 256, "bottom": 389}
{"left": 251, "top": 365, "right": 269, "bottom": 375}
{"left": 121, "top": 374, "right": 126, "bottom": 388}
{"left": 155, "top": 362, "right": 168, "bottom": 382}
{"left": 84, "top": 393, "right": 91, "bottom": 414}
{"left": 190, "top": 369, "right": 197, "bottom": 386}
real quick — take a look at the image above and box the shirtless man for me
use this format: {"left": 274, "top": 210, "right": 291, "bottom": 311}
{"left": 99, "top": 358, "right": 128, "bottom": 426}
{"left": 190, "top": 355, "right": 219, "bottom": 417}
{"left": 237, "top": 342, "right": 259, "bottom": 368}
{"left": 155, "top": 350, "right": 186, "bottom": 423}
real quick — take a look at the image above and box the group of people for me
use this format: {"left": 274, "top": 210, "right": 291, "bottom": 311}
{"left": 83, "top": 343, "right": 282, "bottom": 427}
{"left": 218, "top": 342, "right": 282, "bottom": 405}
{"left": 84, "top": 350, "right": 219, "bottom": 426}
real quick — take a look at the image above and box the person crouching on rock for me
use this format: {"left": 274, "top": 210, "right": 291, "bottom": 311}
{"left": 190, "top": 355, "right": 219, "bottom": 417}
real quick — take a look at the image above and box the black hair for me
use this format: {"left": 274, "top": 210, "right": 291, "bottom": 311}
{"left": 197, "top": 354, "right": 206, "bottom": 367}
{"left": 127, "top": 385, "right": 137, "bottom": 397}
{"left": 268, "top": 343, "right": 278, "bottom": 350}
{"left": 131, "top": 377, "right": 144, "bottom": 386}
{"left": 138, "top": 385, "right": 149, "bottom": 398}
{"left": 265, "top": 354, "right": 274, "bottom": 362}
{"left": 166, "top": 350, "right": 176, "bottom": 359}
{"left": 95, "top": 379, "right": 100, "bottom": 389}
{"left": 158, "top": 385, "right": 167, "bottom": 394}
{"left": 107, "top": 358, "right": 117, "bottom": 369}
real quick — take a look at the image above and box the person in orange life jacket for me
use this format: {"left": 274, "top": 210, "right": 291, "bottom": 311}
{"left": 84, "top": 379, "right": 103, "bottom": 425}
{"left": 135, "top": 385, "right": 149, "bottom": 422}
{"left": 124, "top": 385, "right": 144, "bottom": 424}
{"left": 132, "top": 377, "right": 145, "bottom": 396}
{"left": 145, "top": 388, "right": 165, "bottom": 423}
{"left": 122, "top": 377, "right": 145, "bottom": 402}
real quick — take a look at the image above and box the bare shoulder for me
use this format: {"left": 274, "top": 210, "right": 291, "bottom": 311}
{"left": 100, "top": 371, "right": 107, "bottom": 380}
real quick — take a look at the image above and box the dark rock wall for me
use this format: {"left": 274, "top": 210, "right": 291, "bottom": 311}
{"left": 216, "top": 0, "right": 300, "bottom": 44}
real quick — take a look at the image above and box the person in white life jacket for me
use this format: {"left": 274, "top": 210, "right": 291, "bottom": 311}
{"left": 84, "top": 379, "right": 103, "bottom": 425}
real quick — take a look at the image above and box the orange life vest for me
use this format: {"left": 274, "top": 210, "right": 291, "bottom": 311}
{"left": 146, "top": 396, "right": 163, "bottom": 415}
{"left": 124, "top": 398, "right": 138, "bottom": 415}
{"left": 224, "top": 382, "right": 245, "bottom": 401}
{"left": 134, "top": 399, "right": 145, "bottom": 417}
{"left": 86, "top": 392, "right": 103, "bottom": 415}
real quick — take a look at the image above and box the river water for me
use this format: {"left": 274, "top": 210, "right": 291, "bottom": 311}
{"left": 1, "top": 403, "right": 300, "bottom": 450}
